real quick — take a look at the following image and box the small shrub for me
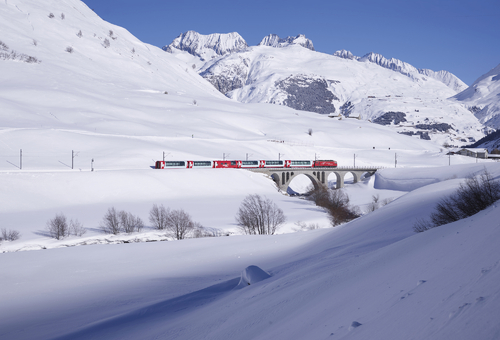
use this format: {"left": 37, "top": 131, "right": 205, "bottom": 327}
{"left": 131, "top": 47, "right": 135, "bottom": 53}
{"left": 48, "top": 13, "right": 55, "bottom": 18}
{"left": 61, "top": 13, "right": 65, "bottom": 20}
{"left": 32, "top": 39, "right": 37, "bottom": 46}
{"left": 0, "top": 41, "right": 9, "bottom": 51}
{"left": 77, "top": 30, "right": 83, "bottom": 38}
{"left": 413, "top": 217, "right": 434, "bottom": 233}
{"left": 108, "top": 30, "right": 114, "bottom": 37}
{"left": 414, "top": 169, "right": 500, "bottom": 232}
{"left": 192, "top": 223, "right": 223, "bottom": 238}
{"left": 308, "top": 186, "right": 359, "bottom": 226}
{"left": 293, "top": 221, "right": 320, "bottom": 231}
{"left": 46, "top": 213, "right": 70, "bottom": 240}
{"left": 193, "top": 99, "right": 197, "bottom": 105}
{"left": 102, "top": 38, "right": 110, "bottom": 48}
{"left": 1, "top": 228, "right": 21, "bottom": 241}
{"left": 308, "top": 128, "right": 313, "bottom": 136}
{"left": 66, "top": 46, "right": 74, "bottom": 53}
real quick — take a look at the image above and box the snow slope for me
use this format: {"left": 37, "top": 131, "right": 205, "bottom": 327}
{"left": 453, "top": 63, "right": 500, "bottom": 129}
{"left": 1, "top": 163, "right": 499, "bottom": 340}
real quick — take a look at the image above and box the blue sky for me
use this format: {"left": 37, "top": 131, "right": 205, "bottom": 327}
{"left": 81, "top": 0, "right": 499, "bottom": 85}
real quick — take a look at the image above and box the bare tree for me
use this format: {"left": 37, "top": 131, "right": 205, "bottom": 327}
{"left": 69, "top": 219, "right": 86, "bottom": 236}
{"left": 76, "top": 30, "right": 83, "bottom": 38}
{"left": 166, "top": 209, "right": 195, "bottom": 240}
{"left": 1, "top": 228, "right": 21, "bottom": 241}
{"left": 149, "top": 204, "right": 170, "bottom": 230}
{"left": 100, "top": 207, "right": 121, "bottom": 234}
{"left": 46, "top": 213, "right": 70, "bottom": 239}
{"left": 119, "top": 211, "right": 144, "bottom": 233}
{"left": 235, "top": 194, "right": 286, "bottom": 235}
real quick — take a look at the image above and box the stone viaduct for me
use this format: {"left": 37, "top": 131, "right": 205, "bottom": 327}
{"left": 246, "top": 167, "right": 379, "bottom": 191}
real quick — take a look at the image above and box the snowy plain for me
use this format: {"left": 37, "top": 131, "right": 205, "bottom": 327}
{"left": 1, "top": 0, "right": 500, "bottom": 339}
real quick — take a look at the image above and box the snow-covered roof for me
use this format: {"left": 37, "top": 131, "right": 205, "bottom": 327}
{"left": 460, "top": 148, "right": 488, "bottom": 153}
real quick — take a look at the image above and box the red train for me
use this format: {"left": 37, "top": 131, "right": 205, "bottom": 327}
{"left": 154, "top": 159, "right": 337, "bottom": 169}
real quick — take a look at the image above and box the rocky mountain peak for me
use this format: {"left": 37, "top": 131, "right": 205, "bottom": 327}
{"left": 258, "top": 34, "right": 314, "bottom": 51}
{"left": 163, "top": 30, "right": 248, "bottom": 59}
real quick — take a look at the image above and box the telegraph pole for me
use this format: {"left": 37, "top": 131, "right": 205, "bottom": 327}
{"left": 354, "top": 154, "right": 356, "bottom": 167}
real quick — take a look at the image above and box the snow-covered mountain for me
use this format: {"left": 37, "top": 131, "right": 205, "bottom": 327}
{"left": 258, "top": 33, "right": 315, "bottom": 51}
{"left": 163, "top": 30, "right": 248, "bottom": 62}
{"left": 164, "top": 31, "right": 482, "bottom": 146}
{"left": 336, "top": 51, "right": 468, "bottom": 93}
{"left": 452, "top": 63, "right": 500, "bottom": 130}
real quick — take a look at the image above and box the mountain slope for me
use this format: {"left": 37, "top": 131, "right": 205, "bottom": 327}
{"left": 452, "top": 63, "right": 500, "bottom": 129}
{"left": 164, "top": 31, "right": 481, "bottom": 146}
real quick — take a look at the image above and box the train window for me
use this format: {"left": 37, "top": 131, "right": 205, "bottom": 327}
{"left": 266, "top": 160, "right": 283, "bottom": 165}
{"left": 291, "top": 160, "right": 310, "bottom": 165}
{"left": 165, "top": 161, "right": 185, "bottom": 166}
{"left": 231, "top": 161, "right": 236, "bottom": 165}
{"left": 242, "top": 161, "right": 259, "bottom": 165}
{"left": 193, "top": 161, "right": 211, "bottom": 166}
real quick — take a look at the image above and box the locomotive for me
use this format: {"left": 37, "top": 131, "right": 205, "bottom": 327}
{"left": 154, "top": 159, "right": 337, "bottom": 169}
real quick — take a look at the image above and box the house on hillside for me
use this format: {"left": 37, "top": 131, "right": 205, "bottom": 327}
{"left": 457, "top": 148, "right": 488, "bottom": 159}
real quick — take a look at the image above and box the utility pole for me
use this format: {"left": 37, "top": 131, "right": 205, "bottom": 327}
{"left": 395, "top": 153, "right": 397, "bottom": 168}
{"left": 354, "top": 154, "right": 356, "bottom": 168}
{"left": 72, "top": 150, "right": 79, "bottom": 169}
{"left": 91, "top": 158, "right": 94, "bottom": 172}
{"left": 163, "top": 151, "right": 165, "bottom": 161}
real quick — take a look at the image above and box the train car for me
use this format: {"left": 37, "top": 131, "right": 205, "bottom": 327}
{"left": 313, "top": 160, "right": 337, "bottom": 167}
{"left": 261, "top": 160, "right": 285, "bottom": 168}
{"left": 213, "top": 160, "right": 242, "bottom": 168}
{"left": 240, "top": 160, "right": 260, "bottom": 168}
{"left": 284, "top": 160, "right": 313, "bottom": 168}
{"left": 188, "top": 161, "right": 214, "bottom": 168}
{"left": 155, "top": 161, "right": 188, "bottom": 169}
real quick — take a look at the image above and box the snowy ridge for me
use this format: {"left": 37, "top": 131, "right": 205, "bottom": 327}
{"left": 335, "top": 50, "right": 467, "bottom": 92}
{"left": 258, "top": 33, "right": 315, "bottom": 51}
{"left": 163, "top": 30, "right": 248, "bottom": 60}
{"left": 453, "top": 63, "right": 500, "bottom": 129}
{"left": 333, "top": 49, "right": 358, "bottom": 60}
